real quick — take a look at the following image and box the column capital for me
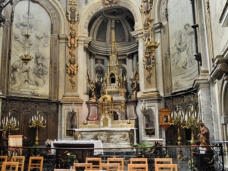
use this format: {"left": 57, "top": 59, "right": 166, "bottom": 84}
{"left": 131, "top": 29, "right": 143, "bottom": 39}
{"left": 210, "top": 55, "right": 228, "bottom": 81}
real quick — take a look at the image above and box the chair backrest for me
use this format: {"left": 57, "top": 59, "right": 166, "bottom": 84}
{"left": 154, "top": 158, "right": 173, "bottom": 166}
{"left": 85, "top": 157, "right": 102, "bottom": 170}
{"left": 101, "top": 163, "right": 121, "bottom": 171}
{"left": 1, "top": 161, "right": 19, "bottom": 171}
{"left": 130, "top": 158, "right": 148, "bottom": 164}
{"left": 28, "top": 156, "right": 44, "bottom": 171}
{"left": 107, "top": 158, "right": 124, "bottom": 171}
{"left": 73, "top": 163, "right": 92, "bottom": 170}
{"left": 0, "top": 156, "right": 8, "bottom": 169}
{"left": 128, "top": 163, "right": 148, "bottom": 171}
{"left": 11, "top": 156, "right": 25, "bottom": 171}
{"left": 155, "top": 164, "right": 178, "bottom": 171}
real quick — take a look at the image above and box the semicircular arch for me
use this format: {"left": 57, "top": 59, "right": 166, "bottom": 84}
{"left": 79, "top": 0, "right": 143, "bottom": 37}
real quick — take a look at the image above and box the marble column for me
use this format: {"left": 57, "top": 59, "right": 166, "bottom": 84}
{"left": 90, "top": 54, "right": 95, "bottom": 80}
{"left": 135, "top": 33, "right": 145, "bottom": 96}
{"left": 127, "top": 55, "right": 133, "bottom": 93}
{"left": 0, "top": 27, "right": 2, "bottom": 95}
{"left": 194, "top": 79, "right": 214, "bottom": 141}
{"left": 58, "top": 34, "right": 68, "bottom": 99}
{"left": 78, "top": 36, "right": 89, "bottom": 101}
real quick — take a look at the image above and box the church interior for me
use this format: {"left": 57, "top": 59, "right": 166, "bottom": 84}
{"left": 0, "top": 0, "right": 228, "bottom": 170}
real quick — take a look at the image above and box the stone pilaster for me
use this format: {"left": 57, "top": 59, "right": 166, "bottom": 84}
{"left": 194, "top": 78, "right": 214, "bottom": 141}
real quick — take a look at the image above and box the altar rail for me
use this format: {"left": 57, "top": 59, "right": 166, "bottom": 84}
{"left": 0, "top": 144, "right": 225, "bottom": 171}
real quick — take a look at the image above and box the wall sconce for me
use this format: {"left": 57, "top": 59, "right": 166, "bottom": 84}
{"left": 1, "top": 111, "right": 19, "bottom": 134}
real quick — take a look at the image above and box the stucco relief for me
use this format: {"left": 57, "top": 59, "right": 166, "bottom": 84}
{"left": 168, "top": 0, "right": 198, "bottom": 91}
{"left": 9, "top": 1, "right": 50, "bottom": 97}
{"left": 160, "top": 0, "right": 167, "bottom": 24}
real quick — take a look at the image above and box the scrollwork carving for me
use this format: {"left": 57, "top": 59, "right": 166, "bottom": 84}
{"left": 103, "top": 0, "right": 117, "bottom": 6}
{"left": 66, "top": 0, "right": 79, "bottom": 89}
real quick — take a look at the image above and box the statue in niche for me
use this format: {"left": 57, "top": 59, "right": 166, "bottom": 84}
{"left": 66, "top": 110, "right": 77, "bottom": 129}
{"left": 87, "top": 73, "right": 97, "bottom": 101}
{"left": 130, "top": 71, "right": 139, "bottom": 99}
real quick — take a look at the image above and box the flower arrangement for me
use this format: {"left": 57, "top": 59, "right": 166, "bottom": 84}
{"left": 45, "top": 139, "right": 53, "bottom": 147}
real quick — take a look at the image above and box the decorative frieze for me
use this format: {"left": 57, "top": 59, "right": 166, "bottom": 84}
{"left": 103, "top": 0, "right": 117, "bottom": 7}
{"left": 66, "top": 0, "right": 79, "bottom": 90}
{"left": 141, "top": 0, "right": 159, "bottom": 90}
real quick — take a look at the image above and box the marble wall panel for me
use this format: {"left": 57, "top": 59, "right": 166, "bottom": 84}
{"left": 209, "top": 0, "right": 228, "bottom": 56}
{"left": 9, "top": 1, "right": 51, "bottom": 97}
{"left": 168, "top": 0, "right": 198, "bottom": 92}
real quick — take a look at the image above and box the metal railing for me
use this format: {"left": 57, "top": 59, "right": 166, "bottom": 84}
{"left": 0, "top": 144, "right": 225, "bottom": 171}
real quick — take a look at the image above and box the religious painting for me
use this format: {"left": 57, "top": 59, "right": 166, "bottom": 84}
{"left": 168, "top": 0, "right": 198, "bottom": 92}
{"left": 9, "top": 1, "right": 51, "bottom": 97}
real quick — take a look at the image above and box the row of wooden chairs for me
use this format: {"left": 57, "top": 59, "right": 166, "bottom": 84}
{"left": 73, "top": 157, "right": 178, "bottom": 171}
{"left": 0, "top": 156, "right": 43, "bottom": 171}
{"left": 73, "top": 157, "right": 148, "bottom": 171}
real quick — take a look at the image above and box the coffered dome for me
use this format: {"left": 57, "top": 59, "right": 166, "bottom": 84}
{"left": 88, "top": 7, "right": 137, "bottom": 56}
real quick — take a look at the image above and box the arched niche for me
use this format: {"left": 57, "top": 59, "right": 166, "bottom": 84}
{"left": 6, "top": 0, "right": 65, "bottom": 100}
{"left": 79, "top": 0, "right": 143, "bottom": 37}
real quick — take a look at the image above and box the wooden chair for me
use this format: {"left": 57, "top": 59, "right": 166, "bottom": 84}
{"left": 0, "top": 156, "right": 8, "bottom": 169}
{"left": 101, "top": 163, "right": 121, "bottom": 171}
{"left": 130, "top": 158, "right": 148, "bottom": 164}
{"left": 107, "top": 158, "right": 124, "bottom": 171}
{"left": 85, "top": 157, "right": 102, "bottom": 170}
{"left": 27, "top": 156, "right": 44, "bottom": 171}
{"left": 1, "top": 161, "right": 19, "bottom": 171}
{"left": 73, "top": 163, "right": 92, "bottom": 170}
{"left": 155, "top": 164, "right": 178, "bottom": 171}
{"left": 128, "top": 164, "right": 148, "bottom": 171}
{"left": 11, "top": 156, "right": 25, "bottom": 171}
{"left": 154, "top": 158, "right": 172, "bottom": 166}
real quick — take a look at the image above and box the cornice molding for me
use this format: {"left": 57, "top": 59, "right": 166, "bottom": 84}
{"left": 210, "top": 55, "right": 228, "bottom": 81}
